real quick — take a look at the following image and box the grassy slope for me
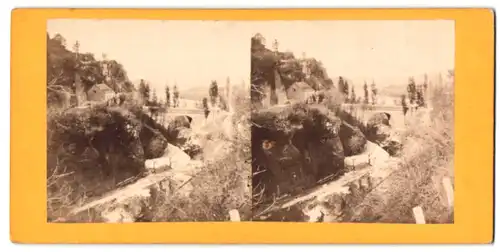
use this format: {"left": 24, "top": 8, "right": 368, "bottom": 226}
{"left": 346, "top": 83, "right": 454, "bottom": 223}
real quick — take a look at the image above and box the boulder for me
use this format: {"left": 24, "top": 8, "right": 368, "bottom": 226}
{"left": 294, "top": 104, "right": 346, "bottom": 181}
{"left": 135, "top": 109, "right": 172, "bottom": 160}
{"left": 365, "top": 112, "right": 402, "bottom": 156}
{"left": 173, "top": 127, "right": 203, "bottom": 159}
{"left": 175, "top": 127, "right": 192, "bottom": 147}
{"left": 344, "top": 141, "right": 390, "bottom": 171}
{"left": 166, "top": 115, "right": 192, "bottom": 140}
{"left": 369, "top": 124, "right": 391, "bottom": 144}
{"left": 251, "top": 106, "right": 310, "bottom": 200}
{"left": 144, "top": 143, "right": 192, "bottom": 172}
{"left": 367, "top": 112, "right": 391, "bottom": 127}
{"left": 370, "top": 124, "right": 403, "bottom": 156}
{"left": 339, "top": 122, "right": 367, "bottom": 156}
{"left": 47, "top": 99, "right": 209, "bottom": 222}
{"left": 47, "top": 103, "right": 161, "bottom": 206}
{"left": 251, "top": 103, "right": 346, "bottom": 202}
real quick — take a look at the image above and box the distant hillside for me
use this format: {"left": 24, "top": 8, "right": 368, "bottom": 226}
{"left": 178, "top": 85, "right": 237, "bottom": 101}
{"left": 178, "top": 86, "right": 210, "bottom": 101}
{"left": 377, "top": 84, "right": 407, "bottom": 98}
{"left": 376, "top": 71, "right": 451, "bottom": 99}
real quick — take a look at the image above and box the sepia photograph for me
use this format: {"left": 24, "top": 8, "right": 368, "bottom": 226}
{"left": 45, "top": 18, "right": 456, "bottom": 224}
{"left": 46, "top": 19, "right": 251, "bottom": 222}
{"left": 250, "top": 20, "right": 455, "bottom": 223}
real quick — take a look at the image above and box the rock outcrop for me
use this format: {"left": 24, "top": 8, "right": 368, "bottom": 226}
{"left": 365, "top": 112, "right": 403, "bottom": 156}
{"left": 251, "top": 103, "right": 347, "bottom": 203}
{"left": 68, "top": 144, "right": 204, "bottom": 223}
{"left": 47, "top": 100, "right": 208, "bottom": 222}
{"left": 339, "top": 122, "right": 367, "bottom": 156}
{"left": 252, "top": 141, "right": 398, "bottom": 222}
{"left": 250, "top": 102, "right": 405, "bottom": 221}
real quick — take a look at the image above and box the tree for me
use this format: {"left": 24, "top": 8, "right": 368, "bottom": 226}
{"left": 173, "top": 84, "right": 179, "bottom": 108}
{"left": 226, "top": 77, "right": 231, "bottom": 98}
{"left": 401, "top": 94, "right": 409, "bottom": 116}
{"left": 72, "top": 40, "right": 80, "bottom": 57}
{"left": 209, "top": 80, "right": 219, "bottom": 106}
{"left": 138, "top": 79, "right": 150, "bottom": 103}
{"left": 337, "top": 76, "right": 350, "bottom": 102}
{"left": 250, "top": 32, "right": 336, "bottom": 108}
{"left": 407, "top": 77, "right": 417, "bottom": 105}
{"left": 78, "top": 53, "right": 105, "bottom": 90}
{"left": 350, "top": 85, "right": 356, "bottom": 104}
{"left": 53, "top": 33, "right": 67, "bottom": 47}
{"left": 251, "top": 34, "right": 277, "bottom": 107}
{"left": 72, "top": 40, "right": 85, "bottom": 106}
{"left": 122, "top": 81, "right": 135, "bottom": 92}
{"left": 138, "top": 79, "right": 146, "bottom": 95}
{"left": 251, "top": 33, "right": 266, "bottom": 53}
{"left": 202, "top": 97, "right": 209, "bottom": 119}
{"left": 416, "top": 85, "right": 425, "bottom": 108}
{"left": 165, "top": 85, "right": 171, "bottom": 108}
{"left": 98, "top": 53, "right": 130, "bottom": 92}
{"left": 370, "top": 80, "right": 378, "bottom": 105}
{"left": 225, "top": 77, "right": 232, "bottom": 112}
{"left": 423, "top": 74, "right": 429, "bottom": 94}
{"left": 104, "top": 60, "right": 129, "bottom": 92}
{"left": 337, "top": 76, "right": 345, "bottom": 94}
{"left": 145, "top": 82, "right": 151, "bottom": 105}
{"left": 46, "top": 33, "right": 133, "bottom": 108}
{"left": 343, "top": 79, "right": 350, "bottom": 100}
{"left": 363, "top": 81, "right": 369, "bottom": 105}
{"left": 151, "top": 88, "right": 158, "bottom": 106}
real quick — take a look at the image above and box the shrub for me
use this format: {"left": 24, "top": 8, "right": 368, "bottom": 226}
{"left": 46, "top": 97, "right": 168, "bottom": 221}
{"left": 346, "top": 80, "right": 454, "bottom": 223}
{"left": 139, "top": 85, "right": 252, "bottom": 222}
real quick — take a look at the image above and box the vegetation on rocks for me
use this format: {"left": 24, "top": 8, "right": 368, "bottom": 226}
{"left": 46, "top": 99, "right": 172, "bottom": 221}
{"left": 47, "top": 33, "right": 251, "bottom": 222}
{"left": 343, "top": 79, "right": 454, "bottom": 223}
{"left": 250, "top": 33, "right": 335, "bottom": 108}
{"left": 250, "top": 32, "right": 454, "bottom": 224}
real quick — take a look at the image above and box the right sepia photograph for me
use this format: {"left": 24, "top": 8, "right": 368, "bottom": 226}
{"left": 250, "top": 20, "right": 455, "bottom": 223}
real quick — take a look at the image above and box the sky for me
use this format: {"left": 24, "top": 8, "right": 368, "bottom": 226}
{"left": 47, "top": 19, "right": 251, "bottom": 100}
{"left": 47, "top": 19, "right": 454, "bottom": 100}
{"left": 246, "top": 20, "right": 454, "bottom": 94}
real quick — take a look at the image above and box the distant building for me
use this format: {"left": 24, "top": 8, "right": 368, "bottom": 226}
{"left": 87, "top": 83, "right": 116, "bottom": 102}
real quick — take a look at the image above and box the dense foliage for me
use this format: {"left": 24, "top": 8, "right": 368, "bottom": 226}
{"left": 250, "top": 33, "right": 335, "bottom": 107}
{"left": 47, "top": 33, "right": 135, "bottom": 108}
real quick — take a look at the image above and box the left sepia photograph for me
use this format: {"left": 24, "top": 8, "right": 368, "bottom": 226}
{"left": 46, "top": 19, "right": 251, "bottom": 223}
